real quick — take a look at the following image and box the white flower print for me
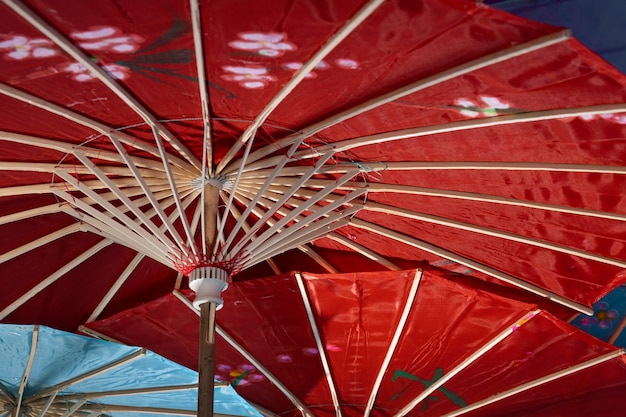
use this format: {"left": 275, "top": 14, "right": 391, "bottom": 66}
{"left": 580, "top": 113, "right": 626, "bottom": 125}
{"left": 221, "top": 65, "right": 276, "bottom": 89}
{"left": 71, "top": 26, "right": 144, "bottom": 54}
{"left": 0, "top": 35, "right": 58, "bottom": 60}
{"left": 334, "top": 58, "right": 359, "bottom": 69}
{"left": 454, "top": 96, "right": 511, "bottom": 117}
{"left": 228, "top": 32, "right": 296, "bottom": 57}
{"left": 63, "top": 62, "right": 130, "bottom": 82}
{"left": 282, "top": 60, "right": 329, "bottom": 78}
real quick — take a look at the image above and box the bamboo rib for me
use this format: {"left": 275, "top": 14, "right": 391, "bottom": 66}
{"left": 0, "top": 84, "right": 195, "bottom": 175}
{"left": 364, "top": 271, "right": 422, "bottom": 417}
{"left": 0, "top": 240, "right": 113, "bottom": 321}
{"left": 349, "top": 219, "right": 593, "bottom": 315}
{"left": 364, "top": 201, "right": 626, "bottom": 270}
{"left": 216, "top": 0, "right": 385, "bottom": 173}
{"left": 223, "top": 30, "right": 572, "bottom": 174}
{"left": 295, "top": 273, "right": 342, "bottom": 417}
{"left": 173, "top": 292, "right": 314, "bottom": 417}
{"left": 0, "top": 130, "right": 192, "bottom": 176}
{"left": 2, "top": 0, "right": 200, "bottom": 170}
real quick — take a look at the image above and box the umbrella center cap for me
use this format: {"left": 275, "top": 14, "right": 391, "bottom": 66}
{"left": 190, "top": 175, "right": 233, "bottom": 192}
{"left": 188, "top": 266, "right": 229, "bottom": 310}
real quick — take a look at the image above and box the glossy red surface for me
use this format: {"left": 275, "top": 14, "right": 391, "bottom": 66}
{"left": 1, "top": 2, "right": 626, "bottom": 414}
{"left": 86, "top": 268, "right": 626, "bottom": 416}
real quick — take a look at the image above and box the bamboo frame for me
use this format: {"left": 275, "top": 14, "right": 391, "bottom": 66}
{"left": 350, "top": 218, "right": 593, "bottom": 315}
{"left": 24, "top": 349, "right": 145, "bottom": 403}
{"left": 214, "top": 127, "right": 257, "bottom": 257}
{"left": 240, "top": 172, "right": 363, "bottom": 254}
{"left": 173, "top": 292, "right": 314, "bottom": 417}
{"left": 107, "top": 134, "right": 189, "bottom": 254}
{"left": 216, "top": 0, "right": 385, "bottom": 173}
{"left": 54, "top": 169, "right": 171, "bottom": 258}
{"left": 70, "top": 152, "right": 181, "bottom": 250}
{"left": 249, "top": 188, "right": 366, "bottom": 257}
{"left": 189, "top": 0, "right": 213, "bottom": 177}
{"left": 2, "top": 0, "right": 200, "bottom": 170}
{"left": 60, "top": 399, "right": 87, "bottom": 417}
{"left": 295, "top": 273, "right": 342, "bottom": 417}
{"left": 86, "top": 252, "right": 146, "bottom": 323}
{"left": 365, "top": 201, "right": 626, "bottom": 270}
{"left": 242, "top": 177, "right": 626, "bottom": 225}
{"left": 247, "top": 216, "right": 355, "bottom": 268}
{"left": 219, "top": 201, "right": 284, "bottom": 274}
{"left": 296, "top": 244, "right": 339, "bottom": 274}
{"left": 327, "top": 233, "right": 401, "bottom": 271}
{"left": 222, "top": 189, "right": 338, "bottom": 272}
{"left": 442, "top": 349, "right": 625, "bottom": 417}
{"left": 230, "top": 189, "right": 364, "bottom": 269}
{"left": 34, "top": 393, "right": 57, "bottom": 417}
{"left": 0, "top": 130, "right": 191, "bottom": 176}
{"left": 0, "top": 239, "right": 113, "bottom": 320}
{"left": 14, "top": 325, "right": 39, "bottom": 417}
{"left": 224, "top": 30, "right": 572, "bottom": 174}
{"left": 0, "top": 224, "right": 82, "bottom": 266}
{"left": 364, "top": 270, "right": 422, "bottom": 417}
{"left": 393, "top": 309, "right": 540, "bottom": 417}
{"left": 0, "top": 83, "right": 194, "bottom": 174}
{"left": 257, "top": 104, "right": 626, "bottom": 172}
{"left": 345, "top": 181, "right": 626, "bottom": 223}
{"left": 220, "top": 150, "right": 336, "bottom": 259}
{"left": 151, "top": 125, "right": 197, "bottom": 254}
{"left": 53, "top": 191, "right": 169, "bottom": 264}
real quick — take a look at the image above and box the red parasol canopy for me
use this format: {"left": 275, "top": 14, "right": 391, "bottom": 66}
{"left": 1, "top": 0, "right": 626, "bottom": 415}
{"left": 84, "top": 268, "right": 626, "bottom": 417}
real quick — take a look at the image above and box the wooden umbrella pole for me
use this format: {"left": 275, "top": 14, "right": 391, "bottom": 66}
{"left": 197, "top": 183, "right": 222, "bottom": 417}
{"left": 199, "top": 301, "right": 217, "bottom": 417}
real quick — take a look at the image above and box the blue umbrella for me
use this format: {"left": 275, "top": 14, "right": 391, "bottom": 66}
{"left": 570, "top": 285, "right": 626, "bottom": 347}
{"left": 0, "top": 324, "right": 261, "bottom": 417}
{"left": 488, "top": 0, "right": 626, "bottom": 75}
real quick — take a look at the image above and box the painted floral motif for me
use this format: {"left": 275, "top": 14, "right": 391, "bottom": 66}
{"left": 228, "top": 32, "right": 296, "bottom": 57}
{"left": 392, "top": 368, "right": 466, "bottom": 411}
{"left": 0, "top": 35, "right": 58, "bottom": 60}
{"left": 334, "top": 58, "right": 359, "bottom": 69}
{"left": 62, "top": 62, "right": 130, "bottom": 82}
{"left": 282, "top": 60, "right": 329, "bottom": 78}
{"left": 578, "top": 301, "right": 620, "bottom": 330}
{"left": 569, "top": 285, "right": 626, "bottom": 347}
{"left": 221, "top": 65, "right": 276, "bottom": 89}
{"left": 0, "top": 26, "right": 142, "bottom": 83}
{"left": 71, "top": 26, "right": 144, "bottom": 54}
{"left": 580, "top": 113, "right": 626, "bottom": 125}
{"left": 454, "top": 96, "right": 511, "bottom": 117}
{"left": 215, "top": 363, "right": 266, "bottom": 387}
{"left": 223, "top": 30, "right": 362, "bottom": 89}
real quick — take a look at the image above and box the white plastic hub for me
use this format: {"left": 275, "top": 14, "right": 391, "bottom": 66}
{"left": 188, "top": 266, "right": 229, "bottom": 310}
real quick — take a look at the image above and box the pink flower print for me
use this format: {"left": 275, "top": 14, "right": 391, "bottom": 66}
{"left": 455, "top": 96, "right": 510, "bottom": 117}
{"left": 335, "top": 58, "right": 359, "bottom": 69}
{"left": 579, "top": 112, "right": 626, "bottom": 125}
{"left": 282, "top": 60, "right": 329, "bottom": 78}
{"left": 63, "top": 62, "right": 130, "bottom": 82}
{"left": 221, "top": 65, "right": 276, "bottom": 89}
{"left": 0, "top": 35, "right": 58, "bottom": 60}
{"left": 71, "top": 26, "right": 143, "bottom": 54}
{"left": 228, "top": 32, "right": 296, "bottom": 57}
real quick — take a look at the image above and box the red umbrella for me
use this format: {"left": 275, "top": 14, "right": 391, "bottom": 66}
{"left": 1, "top": 0, "right": 626, "bottom": 415}
{"left": 83, "top": 268, "right": 626, "bottom": 417}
